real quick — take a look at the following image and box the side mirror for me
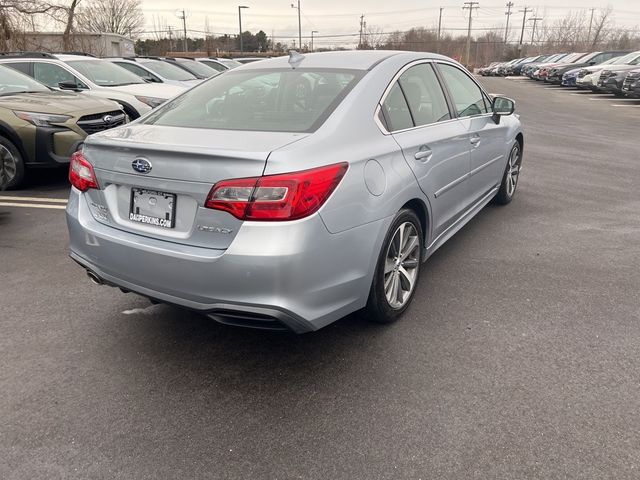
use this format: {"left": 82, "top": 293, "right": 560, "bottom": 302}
{"left": 588, "top": 61, "right": 596, "bottom": 66}
{"left": 142, "top": 76, "right": 160, "bottom": 83}
{"left": 58, "top": 81, "right": 84, "bottom": 91}
{"left": 492, "top": 96, "right": 515, "bottom": 124}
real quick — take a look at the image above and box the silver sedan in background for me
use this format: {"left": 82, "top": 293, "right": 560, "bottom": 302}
{"left": 66, "top": 51, "right": 523, "bottom": 333}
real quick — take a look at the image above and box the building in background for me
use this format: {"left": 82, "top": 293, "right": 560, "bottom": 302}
{"left": 15, "top": 32, "right": 134, "bottom": 56}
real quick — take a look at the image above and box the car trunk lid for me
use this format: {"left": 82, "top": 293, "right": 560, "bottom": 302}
{"left": 82, "top": 124, "right": 308, "bottom": 250}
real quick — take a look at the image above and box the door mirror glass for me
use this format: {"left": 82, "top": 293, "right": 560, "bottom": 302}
{"left": 492, "top": 96, "right": 515, "bottom": 115}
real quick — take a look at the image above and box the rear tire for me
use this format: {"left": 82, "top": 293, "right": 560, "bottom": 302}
{"left": 0, "top": 135, "right": 25, "bottom": 190}
{"left": 365, "top": 209, "right": 423, "bottom": 324}
{"left": 494, "top": 140, "right": 522, "bottom": 205}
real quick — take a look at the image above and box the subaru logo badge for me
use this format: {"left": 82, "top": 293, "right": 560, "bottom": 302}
{"left": 102, "top": 114, "right": 114, "bottom": 124}
{"left": 132, "top": 158, "right": 152, "bottom": 174}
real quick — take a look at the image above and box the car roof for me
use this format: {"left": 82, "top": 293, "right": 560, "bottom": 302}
{"left": 235, "top": 50, "right": 453, "bottom": 71}
{"left": 55, "top": 54, "right": 102, "bottom": 62}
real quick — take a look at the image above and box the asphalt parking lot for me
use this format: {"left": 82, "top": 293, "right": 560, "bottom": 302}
{"left": 2, "top": 77, "right": 639, "bottom": 479}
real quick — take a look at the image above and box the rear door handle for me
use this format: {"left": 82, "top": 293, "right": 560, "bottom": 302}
{"left": 470, "top": 134, "right": 481, "bottom": 147}
{"left": 414, "top": 146, "right": 433, "bottom": 162}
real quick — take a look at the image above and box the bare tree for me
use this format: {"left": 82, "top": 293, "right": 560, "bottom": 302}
{"left": 77, "top": 0, "right": 144, "bottom": 37}
{"left": 62, "top": 0, "right": 80, "bottom": 50}
{"left": 0, "top": 0, "right": 62, "bottom": 49}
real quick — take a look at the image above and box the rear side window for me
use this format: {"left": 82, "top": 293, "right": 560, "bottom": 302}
{"left": 144, "top": 68, "right": 363, "bottom": 133}
{"left": 397, "top": 64, "right": 451, "bottom": 126}
{"left": 5, "top": 62, "right": 30, "bottom": 75}
{"left": 116, "top": 62, "right": 158, "bottom": 82}
{"left": 381, "top": 83, "right": 413, "bottom": 131}
{"left": 438, "top": 63, "right": 488, "bottom": 117}
{"left": 34, "top": 62, "right": 86, "bottom": 89}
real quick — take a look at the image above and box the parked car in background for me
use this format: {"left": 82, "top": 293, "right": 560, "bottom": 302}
{"left": 575, "top": 55, "right": 627, "bottom": 90}
{"left": 598, "top": 51, "right": 640, "bottom": 95}
{"left": 159, "top": 57, "right": 220, "bottom": 79}
{"left": 622, "top": 68, "right": 640, "bottom": 97}
{"left": 0, "top": 64, "right": 125, "bottom": 188}
{"left": 215, "top": 58, "right": 242, "bottom": 69}
{"left": 108, "top": 57, "right": 201, "bottom": 89}
{"left": 523, "top": 53, "right": 570, "bottom": 78}
{"left": 194, "top": 58, "right": 230, "bottom": 73}
{"left": 478, "top": 62, "right": 500, "bottom": 76}
{"left": 233, "top": 57, "right": 268, "bottom": 64}
{"left": 547, "top": 50, "right": 631, "bottom": 85}
{"left": 0, "top": 53, "right": 184, "bottom": 119}
{"left": 512, "top": 55, "right": 548, "bottom": 76}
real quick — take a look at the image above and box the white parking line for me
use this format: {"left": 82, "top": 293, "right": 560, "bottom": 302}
{"left": 0, "top": 202, "right": 66, "bottom": 210}
{"left": 0, "top": 195, "right": 67, "bottom": 203}
{"left": 589, "top": 97, "right": 635, "bottom": 101}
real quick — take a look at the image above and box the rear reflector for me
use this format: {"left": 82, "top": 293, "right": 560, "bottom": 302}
{"left": 69, "top": 151, "right": 99, "bottom": 192}
{"left": 206, "top": 162, "right": 348, "bottom": 221}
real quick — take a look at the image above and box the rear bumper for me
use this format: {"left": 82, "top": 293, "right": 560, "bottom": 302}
{"left": 66, "top": 188, "right": 389, "bottom": 333}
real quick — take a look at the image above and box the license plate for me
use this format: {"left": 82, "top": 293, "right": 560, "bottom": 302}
{"left": 129, "top": 188, "right": 176, "bottom": 229}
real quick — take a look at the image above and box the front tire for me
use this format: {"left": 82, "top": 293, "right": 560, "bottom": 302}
{"left": 365, "top": 209, "right": 423, "bottom": 324}
{"left": 494, "top": 141, "right": 522, "bottom": 205}
{"left": 0, "top": 135, "right": 25, "bottom": 190}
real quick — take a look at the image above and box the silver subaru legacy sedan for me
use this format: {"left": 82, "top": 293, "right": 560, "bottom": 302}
{"left": 66, "top": 50, "right": 523, "bottom": 333}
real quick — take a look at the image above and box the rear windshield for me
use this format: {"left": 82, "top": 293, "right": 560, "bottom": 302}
{"left": 143, "top": 68, "right": 364, "bottom": 133}
{"left": 140, "top": 59, "right": 197, "bottom": 81}
{"left": 176, "top": 60, "right": 217, "bottom": 77}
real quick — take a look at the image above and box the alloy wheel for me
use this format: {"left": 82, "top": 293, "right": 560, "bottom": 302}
{"left": 0, "top": 144, "right": 17, "bottom": 186}
{"left": 506, "top": 144, "right": 521, "bottom": 197}
{"left": 384, "top": 221, "right": 420, "bottom": 309}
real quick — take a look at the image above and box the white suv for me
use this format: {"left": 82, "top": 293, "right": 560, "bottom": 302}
{"left": 0, "top": 53, "right": 184, "bottom": 118}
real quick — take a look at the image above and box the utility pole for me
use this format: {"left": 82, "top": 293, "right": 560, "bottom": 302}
{"left": 311, "top": 30, "right": 318, "bottom": 52}
{"left": 291, "top": 1, "right": 301, "bottom": 51}
{"left": 504, "top": 2, "right": 514, "bottom": 44}
{"left": 529, "top": 16, "right": 542, "bottom": 46}
{"left": 168, "top": 26, "right": 173, "bottom": 52}
{"left": 437, "top": 7, "right": 444, "bottom": 53}
{"left": 587, "top": 8, "right": 595, "bottom": 47}
{"left": 359, "top": 14, "right": 365, "bottom": 49}
{"left": 238, "top": 6, "right": 249, "bottom": 54}
{"left": 518, "top": 6, "right": 532, "bottom": 54}
{"left": 462, "top": 2, "right": 479, "bottom": 67}
{"left": 175, "top": 9, "right": 188, "bottom": 52}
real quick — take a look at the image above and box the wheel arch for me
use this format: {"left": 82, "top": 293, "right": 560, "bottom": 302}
{"left": 401, "top": 198, "right": 430, "bottom": 251}
{"left": 515, "top": 132, "right": 524, "bottom": 152}
{"left": 0, "top": 121, "right": 28, "bottom": 161}
{"left": 109, "top": 99, "right": 139, "bottom": 120}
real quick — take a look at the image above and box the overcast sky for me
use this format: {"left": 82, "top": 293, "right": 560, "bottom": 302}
{"left": 140, "top": 0, "right": 640, "bottom": 47}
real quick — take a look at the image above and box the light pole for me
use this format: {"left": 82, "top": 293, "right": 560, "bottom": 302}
{"left": 311, "top": 30, "right": 318, "bottom": 52}
{"left": 291, "top": 1, "right": 301, "bottom": 51}
{"left": 238, "top": 5, "right": 249, "bottom": 54}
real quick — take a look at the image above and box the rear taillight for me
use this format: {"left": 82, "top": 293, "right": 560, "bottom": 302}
{"left": 206, "top": 162, "right": 348, "bottom": 221}
{"left": 69, "top": 151, "right": 99, "bottom": 192}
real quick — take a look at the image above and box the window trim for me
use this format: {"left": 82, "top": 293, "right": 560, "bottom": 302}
{"left": 32, "top": 60, "right": 91, "bottom": 90}
{"left": 434, "top": 61, "right": 493, "bottom": 120}
{"left": 375, "top": 58, "right": 492, "bottom": 135}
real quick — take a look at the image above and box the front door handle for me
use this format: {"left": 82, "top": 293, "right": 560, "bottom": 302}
{"left": 414, "top": 146, "right": 432, "bottom": 162}
{"left": 470, "top": 134, "right": 481, "bottom": 147}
